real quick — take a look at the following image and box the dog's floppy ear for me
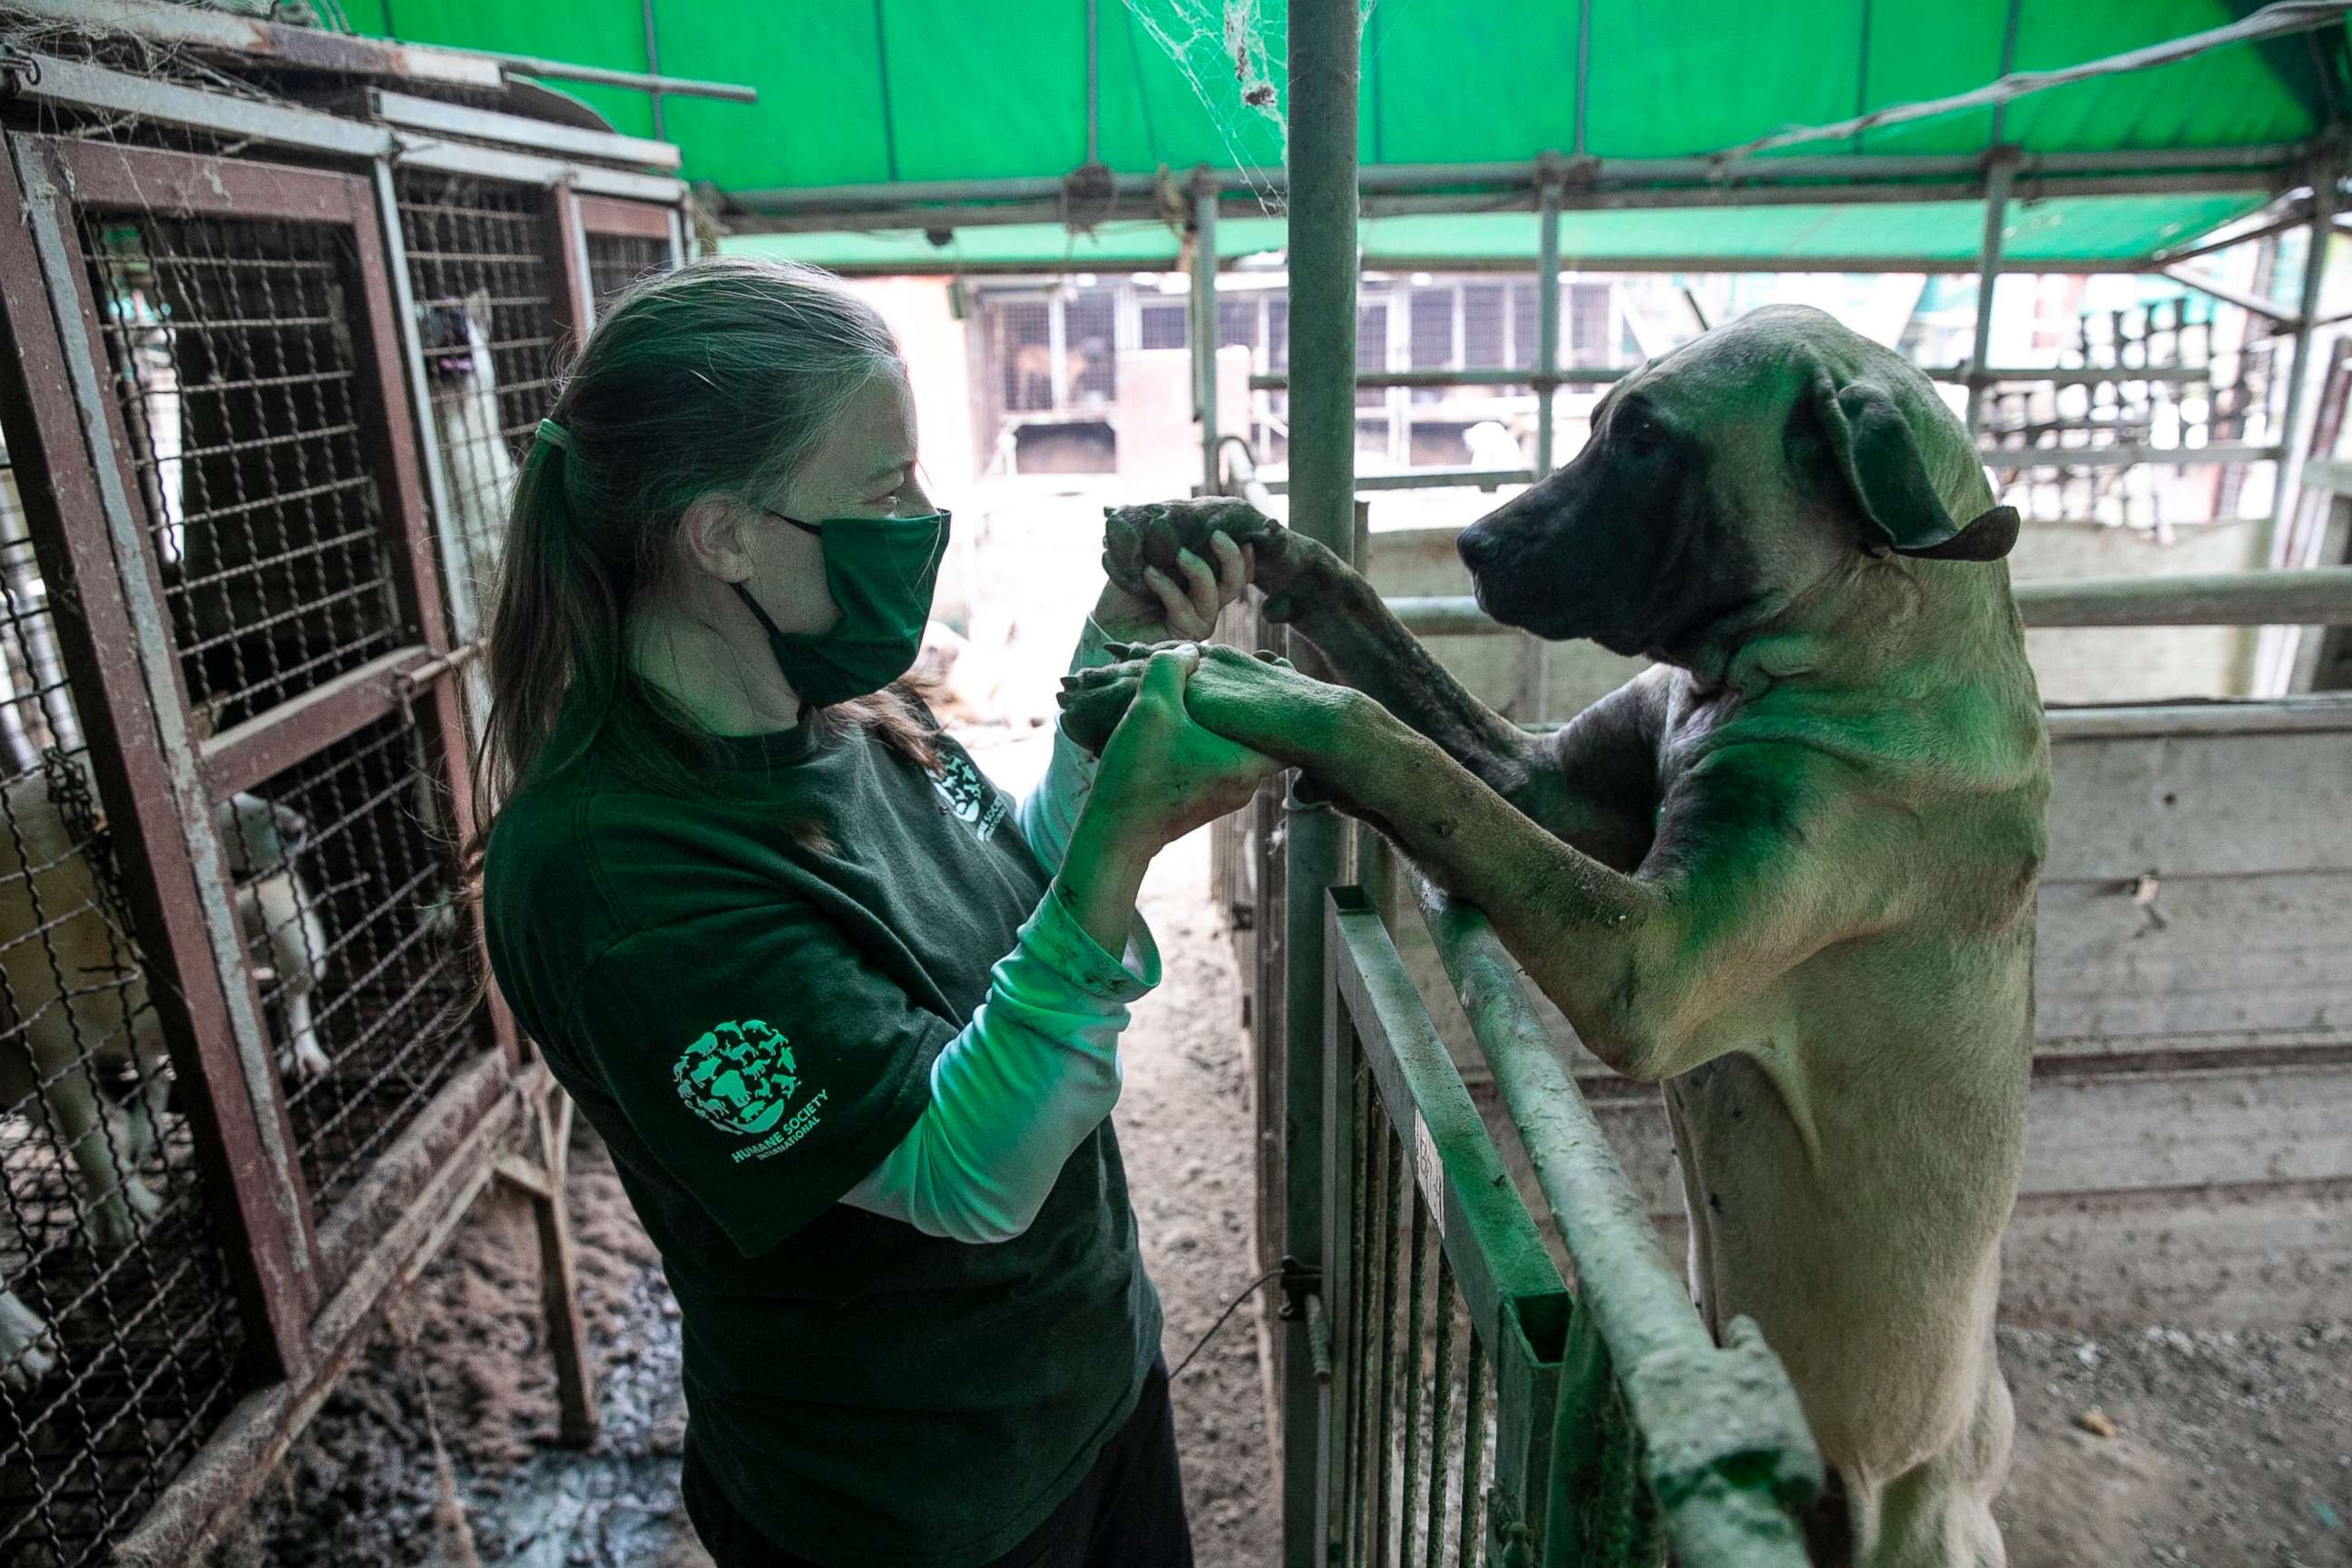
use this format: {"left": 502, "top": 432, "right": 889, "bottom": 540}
{"left": 1806, "top": 372, "right": 2019, "bottom": 561}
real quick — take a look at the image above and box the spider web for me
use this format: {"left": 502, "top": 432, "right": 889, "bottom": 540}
{"left": 1117, "top": 0, "right": 1378, "bottom": 216}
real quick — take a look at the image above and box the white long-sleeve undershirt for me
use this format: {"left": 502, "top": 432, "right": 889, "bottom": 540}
{"left": 838, "top": 618, "right": 1157, "bottom": 1243}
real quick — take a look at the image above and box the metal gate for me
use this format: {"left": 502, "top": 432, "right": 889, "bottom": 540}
{"left": 0, "top": 34, "right": 689, "bottom": 1565}
{"left": 1305, "top": 886, "right": 1821, "bottom": 1568}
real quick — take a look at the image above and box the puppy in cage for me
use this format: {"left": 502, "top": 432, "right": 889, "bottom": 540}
{"left": 477, "top": 259, "right": 1263, "bottom": 1568}
{"left": 0, "top": 750, "right": 330, "bottom": 1391}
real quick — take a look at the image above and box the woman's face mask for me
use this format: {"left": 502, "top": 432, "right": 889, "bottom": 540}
{"left": 730, "top": 506, "right": 951, "bottom": 710}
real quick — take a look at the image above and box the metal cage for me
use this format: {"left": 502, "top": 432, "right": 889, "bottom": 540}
{"left": 394, "top": 168, "right": 569, "bottom": 664}
{"left": 0, "top": 422, "right": 250, "bottom": 1568}
{"left": 0, "top": 45, "right": 688, "bottom": 1561}
{"left": 577, "top": 193, "right": 685, "bottom": 320}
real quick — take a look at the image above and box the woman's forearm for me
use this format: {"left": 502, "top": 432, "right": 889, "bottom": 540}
{"left": 1014, "top": 615, "right": 1118, "bottom": 874}
{"left": 1052, "top": 802, "right": 1154, "bottom": 959}
{"left": 841, "top": 870, "right": 1160, "bottom": 1243}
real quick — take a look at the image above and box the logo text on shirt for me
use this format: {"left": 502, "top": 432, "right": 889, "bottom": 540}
{"left": 929, "top": 743, "right": 1005, "bottom": 842}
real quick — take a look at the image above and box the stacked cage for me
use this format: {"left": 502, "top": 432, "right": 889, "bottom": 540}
{"left": 0, "top": 16, "right": 687, "bottom": 1557}
{"left": 0, "top": 426, "right": 247, "bottom": 1568}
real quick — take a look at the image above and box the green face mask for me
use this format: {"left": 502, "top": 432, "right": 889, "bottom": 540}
{"left": 732, "top": 507, "right": 952, "bottom": 710}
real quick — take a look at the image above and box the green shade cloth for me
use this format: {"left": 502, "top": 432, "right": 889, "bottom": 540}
{"left": 351, "top": 1, "right": 2338, "bottom": 267}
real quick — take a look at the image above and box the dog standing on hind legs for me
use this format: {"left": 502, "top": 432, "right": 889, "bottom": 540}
{"left": 1068, "top": 305, "right": 2049, "bottom": 1568}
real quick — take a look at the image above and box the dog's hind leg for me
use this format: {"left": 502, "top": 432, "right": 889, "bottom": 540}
{"left": 42, "top": 1046, "right": 162, "bottom": 1250}
{"left": 1863, "top": 1344, "right": 2014, "bottom": 1568}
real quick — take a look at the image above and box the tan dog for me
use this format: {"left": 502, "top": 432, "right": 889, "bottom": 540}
{"left": 1069, "top": 305, "right": 2048, "bottom": 1567}
{"left": 0, "top": 763, "right": 330, "bottom": 1387}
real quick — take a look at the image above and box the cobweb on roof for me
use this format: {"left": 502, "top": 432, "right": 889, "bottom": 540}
{"left": 1117, "top": 0, "right": 1378, "bottom": 216}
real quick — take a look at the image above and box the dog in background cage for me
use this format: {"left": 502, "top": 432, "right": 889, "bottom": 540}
{"left": 0, "top": 760, "right": 330, "bottom": 1388}
{"left": 418, "top": 286, "right": 517, "bottom": 644}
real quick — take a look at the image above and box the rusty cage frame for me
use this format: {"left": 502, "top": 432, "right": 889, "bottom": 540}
{"left": 0, "top": 44, "right": 688, "bottom": 1568}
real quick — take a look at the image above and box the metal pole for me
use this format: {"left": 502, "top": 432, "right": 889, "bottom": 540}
{"left": 1084, "top": 0, "right": 1101, "bottom": 166}
{"left": 1381, "top": 566, "right": 2352, "bottom": 635}
{"left": 2259, "top": 165, "right": 2340, "bottom": 692}
{"left": 2267, "top": 171, "right": 2338, "bottom": 566}
{"left": 445, "top": 46, "right": 755, "bottom": 102}
{"left": 1965, "top": 152, "right": 2015, "bottom": 434}
{"left": 1534, "top": 169, "right": 1563, "bottom": 475}
{"left": 641, "top": 0, "right": 665, "bottom": 141}
{"left": 2160, "top": 262, "right": 2298, "bottom": 324}
{"left": 1192, "top": 171, "right": 1220, "bottom": 494}
{"left": 722, "top": 143, "right": 2298, "bottom": 215}
{"left": 1281, "top": 4, "right": 1357, "bottom": 1563}
{"left": 1525, "top": 169, "right": 1563, "bottom": 722}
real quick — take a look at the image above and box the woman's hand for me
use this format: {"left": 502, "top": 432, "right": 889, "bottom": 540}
{"left": 1057, "top": 640, "right": 1360, "bottom": 772}
{"left": 1091, "top": 528, "right": 1254, "bottom": 644}
{"left": 1080, "top": 644, "right": 1281, "bottom": 848}
{"left": 1052, "top": 645, "right": 1278, "bottom": 956}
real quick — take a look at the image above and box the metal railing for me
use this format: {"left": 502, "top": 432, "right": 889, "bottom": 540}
{"left": 1381, "top": 566, "right": 2352, "bottom": 638}
{"left": 1306, "top": 886, "right": 1820, "bottom": 1567}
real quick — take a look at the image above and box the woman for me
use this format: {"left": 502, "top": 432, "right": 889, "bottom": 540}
{"left": 475, "top": 258, "right": 1270, "bottom": 1568}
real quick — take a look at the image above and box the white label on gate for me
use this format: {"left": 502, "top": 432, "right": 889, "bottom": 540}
{"left": 1413, "top": 1108, "right": 1447, "bottom": 1240}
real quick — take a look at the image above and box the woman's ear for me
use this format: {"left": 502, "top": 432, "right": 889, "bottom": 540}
{"left": 678, "top": 495, "right": 758, "bottom": 583}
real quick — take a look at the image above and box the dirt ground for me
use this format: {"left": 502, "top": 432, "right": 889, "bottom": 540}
{"left": 1995, "top": 1320, "right": 2352, "bottom": 1567}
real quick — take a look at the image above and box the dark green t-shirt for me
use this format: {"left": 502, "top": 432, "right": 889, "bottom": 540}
{"left": 481, "top": 698, "right": 1161, "bottom": 1566}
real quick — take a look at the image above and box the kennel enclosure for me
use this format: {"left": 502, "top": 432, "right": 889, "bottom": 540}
{"left": 0, "top": 15, "right": 691, "bottom": 1564}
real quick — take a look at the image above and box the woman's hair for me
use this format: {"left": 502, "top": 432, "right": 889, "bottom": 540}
{"left": 469, "top": 256, "right": 937, "bottom": 858}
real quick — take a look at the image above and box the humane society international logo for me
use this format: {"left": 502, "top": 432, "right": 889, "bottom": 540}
{"left": 673, "top": 1018, "right": 828, "bottom": 1162}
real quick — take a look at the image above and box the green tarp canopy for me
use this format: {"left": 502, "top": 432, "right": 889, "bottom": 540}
{"left": 348, "top": 1, "right": 2348, "bottom": 271}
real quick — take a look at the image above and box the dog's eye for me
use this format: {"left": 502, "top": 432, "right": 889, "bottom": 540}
{"left": 1614, "top": 408, "right": 1665, "bottom": 457}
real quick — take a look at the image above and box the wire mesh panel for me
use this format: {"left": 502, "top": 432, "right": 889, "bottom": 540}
{"left": 0, "top": 450, "right": 247, "bottom": 1568}
{"left": 585, "top": 230, "right": 671, "bottom": 318}
{"left": 1357, "top": 301, "right": 1389, "bottom": 412}
{"left": 995, "top": 299, "right": 1054, "bottom": 413}
{"left": 1464, "top": 283, "right": 1508, "bottom": 370}
{"left": 247, "top": 712, "right": 484, "bottom": 1216}
{"left": 81, "top": 213, "right": 406, "bottom": 733}
{"left": 394, "top": 170, "right": 567, "bottom": 649}
{"left": 1140, "top": 299, "right": 1188, "bottom": 349}
{"left": 1064, "top": 289, "right": 1117, "bottom": 408}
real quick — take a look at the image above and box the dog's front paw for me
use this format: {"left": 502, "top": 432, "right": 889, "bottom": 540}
{"left": 0, "top": 1291, "right": 57, "bottom": 1389}
{"left": 1101, "top": 497, "right": 1277, "bottom": 598}
{"left": 1054, "top": 668, "right": 1142, "bottom": 756}
{"left": 83, "top": 1175, "right": 161, "bottom": 1253}
{"left": 279, "top": 1034, "right": 332, "bottom": 1083}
